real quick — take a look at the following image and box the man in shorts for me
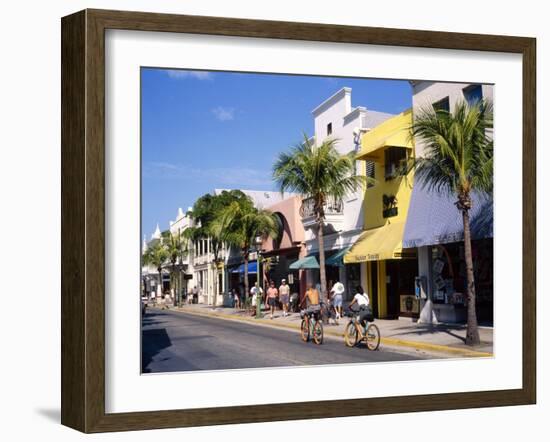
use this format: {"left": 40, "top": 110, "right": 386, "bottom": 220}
{"left": 266, "top": 281, "right": 279, "bottom": 319}
{"left": 278, "top": 278, "right": 290, "bottom": 317}
{"left": 300, "top": 282, "right": 321, "bottom": 318}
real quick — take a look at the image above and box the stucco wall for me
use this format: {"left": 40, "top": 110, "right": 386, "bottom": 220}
{"left": 412, "top": 81, "right": 494, "bottom": 156}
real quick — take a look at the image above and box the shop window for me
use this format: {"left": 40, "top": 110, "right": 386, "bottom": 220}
{"left": 433, "top": 96, "right": 450, "bottom": 112}
{"left": 384, "top": 146, "right": 408, "bottom": 180}
{"left": 366, "top": 160, "right": 375, "bottom": 188}
{"left": 463, "top": 84, "right": 483, "bottom": 107}
{"left": 382, "top": 194, "right": 398, "bottom": 218}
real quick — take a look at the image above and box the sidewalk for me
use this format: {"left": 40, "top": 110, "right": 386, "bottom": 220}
{"left": 166, "top": 303, "right": 493, "bottom": 358}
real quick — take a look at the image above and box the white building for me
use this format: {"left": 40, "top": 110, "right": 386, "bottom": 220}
{"left": 179, "top": 189, "right": 290, "bottom": 306}
{"left": 303, "top": 87, "right": 395, "bottom": 299}
{"left": 141, "top": 223, "right": 167, "bottom": 298}
{"left": 167, "top": 207, "right": 194, "bottom": 299}
{"left": 404, "top": 81, "right": 494, "bottom": 324}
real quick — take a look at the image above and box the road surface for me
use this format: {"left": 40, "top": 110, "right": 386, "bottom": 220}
{"left": 142, "top": 309, "right": 423, "bottom": 373}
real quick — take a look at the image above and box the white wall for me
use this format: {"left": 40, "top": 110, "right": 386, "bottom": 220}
{"left": 412, "top": 82, "right": 494, "bottom": 156}
{"left": 1, "top": 1, "right": 547, "bottom": 442}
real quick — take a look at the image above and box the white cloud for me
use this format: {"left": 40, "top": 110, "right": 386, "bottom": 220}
{"left": 211, "top": 106, "right": 235, "bottom": 122}
{"left": 143, "top": 162, "right": 272, "bottom": 187}
{"left": 164, "top": 69, "right": 212, "bottom": 80}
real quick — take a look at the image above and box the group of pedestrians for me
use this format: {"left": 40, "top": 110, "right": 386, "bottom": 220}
{"left": 255, "top": 279, "right": 292, "bottom": 319}
{"left": 231, "top": 279, "right": 371, "bottom": 323}
{"left": 231, "top": 279, "right": 293, "bottom": 319}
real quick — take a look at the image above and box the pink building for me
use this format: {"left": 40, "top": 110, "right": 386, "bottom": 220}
{"left": 262, "top": 195, "right": 307, "bottom": 302}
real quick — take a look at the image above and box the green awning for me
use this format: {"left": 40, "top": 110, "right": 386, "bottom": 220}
{"left": 289, "top": 256, "right": 320, "bottom": 269}
{"left": 325, "top": 247, "right": 351, "bottom": 267}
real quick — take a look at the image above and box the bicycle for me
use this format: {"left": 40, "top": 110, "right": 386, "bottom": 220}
{"left": 300, "top": 307, "right": 324, "bottom": 345}
{"left": 343, "top": 308, "right": 380, "bottom": 350}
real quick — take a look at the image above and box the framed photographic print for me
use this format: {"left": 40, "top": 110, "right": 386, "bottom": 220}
{"left": 61, "top": 9, "right": 536, "bottom": 433}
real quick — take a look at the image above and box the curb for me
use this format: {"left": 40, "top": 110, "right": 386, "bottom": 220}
{"left": 160, "top": 306, "right": 493, "bottom": 358}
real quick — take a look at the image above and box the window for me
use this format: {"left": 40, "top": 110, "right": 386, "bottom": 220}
{"left": 463, "top": 84, "right": 483, "bottom": 107}
{"left": 327, "top": 122, "right": 332, "bottom": 135}
{"left": 366, "top": 160, "right": 375, "bottom": 188}
{"left": 433, "top": 96, "right": 450, "bottom": 112}
{"left": 384, "top": 146, "right": 408, "bottom": 180}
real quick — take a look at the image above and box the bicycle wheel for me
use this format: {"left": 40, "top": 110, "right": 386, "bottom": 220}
{"left": 365, "top": 323, "right": 381, "bottom": 350}
{"left": 344, "top": 321, "right": 359, "bottom": 347}
{"left": 300, "top": 318, "right": 310, "bottom": 342}
{"left": 312, "top": 320, "right": 324, "bottom": 345}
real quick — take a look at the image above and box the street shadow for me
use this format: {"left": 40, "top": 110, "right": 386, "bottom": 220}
{"left": 142, "top": 328, "right": 172, "bottom": 373}
{"left": 384, "top": 324, "right": 467, "bottom": 344}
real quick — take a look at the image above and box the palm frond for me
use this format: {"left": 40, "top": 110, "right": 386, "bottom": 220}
{"left": 412, "top": 98, "right": 493, "bottom": 199}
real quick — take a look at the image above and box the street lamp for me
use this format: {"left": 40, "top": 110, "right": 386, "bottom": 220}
{"left": 254, "top": 236, "right": 263, "bottom": 319}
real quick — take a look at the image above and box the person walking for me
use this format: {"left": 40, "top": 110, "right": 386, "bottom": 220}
{"left": 266, "top": 281, "right": 279, "bottom": 319}
{"left": 278, "top": 278, "right": 291, "bottom": 317}
{"left": 250, "top": 283, "right": 263, "bottom": 315}
{"left": 330, "top": 280, "right": 345, "bottom": 321}
{"left": 233, "top": 288, "right": 240, "bottom": 309}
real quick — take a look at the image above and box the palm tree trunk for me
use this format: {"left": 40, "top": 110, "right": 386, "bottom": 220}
{"left": 462, "top": 207, "right": 480, "bottom": 345}
{"left": 158, "top": 269, "right": 162, "bottom": 296}
{"left": 317, "top": 220, "right": 327, "bottom": 302}
{"left": 212, "top": 262, "right": 218, "bottom": 307}
{"left": 243, "top": 253, "right": 249, "bottom": 303}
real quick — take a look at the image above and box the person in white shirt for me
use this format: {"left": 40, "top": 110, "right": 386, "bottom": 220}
{"left": 329, "top": 281, "right": 345, "bottom": 320}
{"left": 348, "top": 285, "right": 371, "bottom": 324}
{"left": 250, "top": 283, "right": 263, "bottom": 314}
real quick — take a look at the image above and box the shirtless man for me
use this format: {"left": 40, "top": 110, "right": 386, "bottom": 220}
{"left": 300, "top": 282, "right": 320, "bottom": 317}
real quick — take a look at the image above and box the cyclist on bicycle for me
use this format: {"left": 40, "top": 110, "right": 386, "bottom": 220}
{"left": 347, "top": 285, "right": 371, "bottom": 325}
{"left": 300, "top": 282, "right": 321, "bottom": 318}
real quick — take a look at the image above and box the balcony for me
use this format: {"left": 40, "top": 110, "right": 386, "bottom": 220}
{"left": 300, "top": 196, "right": 344, "bottom": 229}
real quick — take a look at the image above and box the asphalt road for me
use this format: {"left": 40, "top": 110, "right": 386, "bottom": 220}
{"left": 142, "top": 309, "right": 423, "bottom": 373}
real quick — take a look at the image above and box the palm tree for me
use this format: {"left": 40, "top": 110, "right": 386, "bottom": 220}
{"left": 273, "top": 136, "right": 365, "bottom": 301}
{"left": 142, "top": 240, "right": 169, "bottom": 296}
{"left": 163, "top": 230, "right": 187, "bottom": 305}
{"left": 412, "top": 99, "right": 493, "bottom": 346}
{"left": 191, "top": 191, "right": 252, "bottom": 306}
{"left": 214, "top": 201, "right": 277, "bottom": 299}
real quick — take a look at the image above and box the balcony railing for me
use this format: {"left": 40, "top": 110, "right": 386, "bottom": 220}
{"left": 300, "top": 196, "right": 344, "bottom": 219}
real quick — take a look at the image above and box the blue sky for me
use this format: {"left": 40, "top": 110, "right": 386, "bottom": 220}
{"left": 141, "top": 68, "right": 412, "bottom": 237}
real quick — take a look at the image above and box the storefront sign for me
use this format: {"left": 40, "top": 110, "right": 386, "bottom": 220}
{"left": 400, "top": 295, "right": 420, "bottom": 314}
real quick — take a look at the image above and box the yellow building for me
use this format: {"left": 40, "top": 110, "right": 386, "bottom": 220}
{"left": 344, "top": 109, "right": 418, "bottom": 319}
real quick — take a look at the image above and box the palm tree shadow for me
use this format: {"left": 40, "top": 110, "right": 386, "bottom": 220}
{"left": 387, "top": 324, "right": 467, "bottom": 344}
{"left": 470, "top": 196, "right": 493, "bottom": 238}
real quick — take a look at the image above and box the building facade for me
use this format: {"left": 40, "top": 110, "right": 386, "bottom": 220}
{"left": 345, "top": 109, "right": 417, "bottom": 319}
{"left": 261, "top": 195, "right": 307, "bottom": 301}
{"left": 403, "top": 81, "right": 494, "bottom": 324}
{"left": 302, "top": 87, "right": 395, "bottom": 300}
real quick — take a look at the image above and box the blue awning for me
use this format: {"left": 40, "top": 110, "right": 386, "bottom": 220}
{"left": 325, "top": 247, "right": 351, "bottom": 267}
{"left": 289, "top": 256, "right": 319, "bottom": 269}
{"left": 403, "top": 186, "right": 493, "bottom": 248}
{"left": 231, "top": 261, "right": 257, "bottom": 274}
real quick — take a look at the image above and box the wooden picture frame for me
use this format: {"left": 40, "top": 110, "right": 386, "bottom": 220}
{"left": 61, "top": 8, "right": 536, "bottom": 433}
